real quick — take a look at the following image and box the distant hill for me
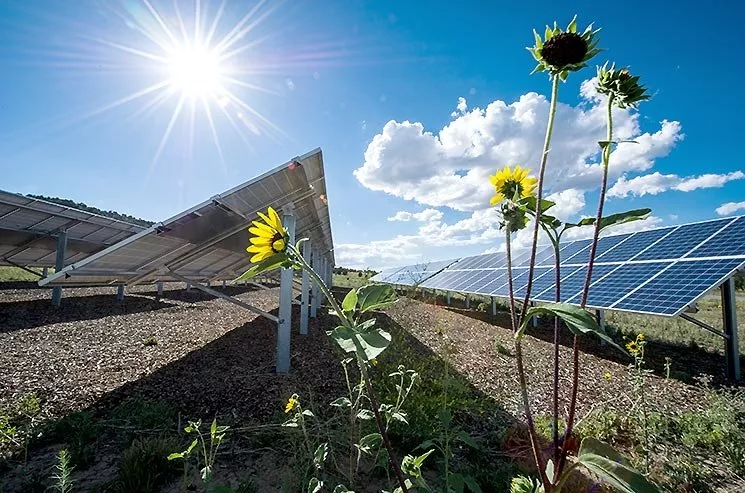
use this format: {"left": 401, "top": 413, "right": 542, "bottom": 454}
{"left": 27, "top": 194, "right": 155, "bottom": 228}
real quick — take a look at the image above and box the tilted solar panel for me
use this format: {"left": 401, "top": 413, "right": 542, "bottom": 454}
{"left": 377, "top": 215, "right": 745, "bottom": 317}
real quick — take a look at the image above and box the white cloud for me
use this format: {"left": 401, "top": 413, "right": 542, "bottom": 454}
{"left": 388, "top": 208, "right": 444, "bottom": 223}
{"left": 354, "top": 86, "right": 684, "bottom": 212}
{"left": 608, "top": 171, "right": 745, "bottom": 198}
{"left": 285, "top": 78, "right": 295, "bottom": 91}
{"left": 716, "top": 201, "right": 745, "bottom": 216}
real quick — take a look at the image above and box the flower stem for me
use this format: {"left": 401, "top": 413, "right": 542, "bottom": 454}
{"left": 290, "top": 245, "right": 408, "bottom": 493}
{"left": 552, "top": 240, "right": 561, "bottom": 476}
{"left": 507, "top": 231, "right": 549, "bottom": 487}
{"left": 560, "top": 94, "right": 614, "bottom": 474}
{"left": 519, "top": 74, "right": 560, "bottom": 324}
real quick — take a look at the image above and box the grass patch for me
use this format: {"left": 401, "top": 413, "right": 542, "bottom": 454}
{"left": 0, "top": 266, "right": 45, "bottom": 281}
{"left": 47, "top": 411, "right": 99, "bottom": 469}
{"left": 111, "top": 435, "right": 181, "bottom": 493}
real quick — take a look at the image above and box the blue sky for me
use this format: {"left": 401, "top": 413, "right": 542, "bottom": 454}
{"left": 1, "top": 0, "right": 744, "bottom": 269}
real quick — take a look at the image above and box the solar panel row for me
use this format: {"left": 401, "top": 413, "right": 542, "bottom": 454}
{"left": 375, "top": 215, "right": 745, "bottom": 317}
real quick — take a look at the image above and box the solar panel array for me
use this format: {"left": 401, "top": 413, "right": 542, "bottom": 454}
{"left": 0, "top": 190, "right": 145, "bottom": 267}
{"left": 375, "top": 215, "right": 745, "bottom": 317}
{"left": 40, "top": 148, "right": 334, "bottom": 288}
{"left": 370, "top": 258, "right": 458, "bottom": 285}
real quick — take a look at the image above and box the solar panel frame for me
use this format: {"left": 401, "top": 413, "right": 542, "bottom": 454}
{"left": 39, "top": 148, "right": 334, "bottom": 287}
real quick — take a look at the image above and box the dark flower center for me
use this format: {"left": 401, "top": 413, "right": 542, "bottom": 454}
{"left": 503, "top": 179, "right": 523, "bottom": 199}
{"left": 540, "top": 32, "right": 588, "bottom": 69}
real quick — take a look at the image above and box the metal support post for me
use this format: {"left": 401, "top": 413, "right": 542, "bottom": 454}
{"left": 51, "top": 230, "right": 67, "bottom": 306}
{"left": 465, "top": 293, "right": 470, "bottom": 309}
{"left": 222, "top": 280, "right": 227, "bottom": 289}
{"left": 531, "top": 301, "right": 538, "bottom": 327}
{"left": 722, "top": 278, "right": 740, "bottom": 381}
{"left": 277, "top": 207, "right": 296, "bottom": 374}
{"left": 446, "top": 291, "right": 451, "bottom": 305}
{"left": 300, "top": 240, "right": 311, "bottom": 335}
{"left": 206, "top": 280, "right": 210, "bottom": 288}
{"left": 157, "top": 280, "right": 164, "bottom": 298}
{"left": 310, "top": 249, "right": 319, "bottom": 318}
{"left": 116, "top": 285, "right": 125, "bottom": 301}
{"left": 491, "top": 296, "right": 497, "bottom": 315}
{"left": 42, "top": 267, "right": 48, "bottom": 277}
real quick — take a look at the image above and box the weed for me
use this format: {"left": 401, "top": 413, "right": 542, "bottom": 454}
{"left": 169, "top": 418, "right": 229, "bottom": 486}
{"left": 49, "top": 411, "right": 98, "bottom": 469}
{"left": 114, "top": 435, "right": 181, "bottom": 493}
{"left": 493, "top": 338, "right": 512, "bottom": 358}
{"left": 51, "top": 449, "right": 74, "bottom": 493}
{"left": 662, "top": 453, "right": 711, "bottom": 493}
{"left": 142, "top": 335, "right": 159, "bottom": 346}
{"left": 533, "top": 414, "right": 566, "bottom": 446}
{"left": 109, "top": 396, "right": 177, "bottom": 438}
{"left": 576, "top": 410, "right": 622, "bottom": 443}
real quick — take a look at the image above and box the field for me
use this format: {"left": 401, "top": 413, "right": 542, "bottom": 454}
{"left": 1, "top": 277, "right": 745, "bottom": 492}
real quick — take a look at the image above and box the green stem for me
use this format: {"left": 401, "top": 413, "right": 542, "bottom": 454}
{"left": 560, "top": 95, "right": 615, "bottom": 476}
{"left": 291, "top": 245, "right": 352, "bottom": 328}
{"left": 519, "top": 74, "right": 560, "bottom": 324}
{"left": 507, "top": 231, "right": 549, "bottom": 487}
{"left": 553, "top": 462, "right": 580, "bottom": 493}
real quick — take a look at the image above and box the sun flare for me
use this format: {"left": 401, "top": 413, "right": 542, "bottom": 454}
{"left": 166, "top": 44, "right": 225, "bottom": 98}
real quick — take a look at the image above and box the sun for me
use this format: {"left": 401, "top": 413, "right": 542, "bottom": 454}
{"left": 166, "top": 43, "right": 225, "bottom": 99}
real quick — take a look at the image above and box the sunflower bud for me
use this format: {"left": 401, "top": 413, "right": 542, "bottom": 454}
{"left": 596, "top": 63, "right": 650, "bottom": 109}
{"left": 527, "top": 16, "right": 601, "bottom": 81}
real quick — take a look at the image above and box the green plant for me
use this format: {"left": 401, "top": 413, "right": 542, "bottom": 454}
{"left": 51, "top": 448, "right": 74, "bottom": 493}
{"left": 109, "top": 396, "right": 177, "bottom": 440}
{"left": 576, "top": 410, "right": 622, "bottom": 443}
{"left": 116, "top": 436, "right": 181, "bottom": 493}
{"left": 142, "top": 335, "right": 159, "bottom": 346}
{"left": 662, "top": 453, "right": 711, "bottom": 493}
{"left": 510, "top": 475, "right": 544, "bottom": 493}
{"left": 50, "top": 411, "right": 98, "bottom": 469}
{"left": 168, "top": 418, "right": 229, "bottom": 485}
{"left": 0, "top": 393, "right": 43, "bottom": 463}
{"left": 493, "top": 338, "right": 512, "bottom": 359}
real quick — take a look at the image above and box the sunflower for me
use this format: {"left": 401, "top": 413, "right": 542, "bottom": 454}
{"left": 528, "top": 16, "right": 601, "bottom": 80}
{"left": 596, "top": 63, "right": 650, "bottom": 109}
{"left": 626, "top": 340, "right": 640, "bottom": 356}
{"left": 489, "top": 165, "right": 538, "bottom": 206}
{"left": 284, "top": 395, "right": 299, "bottom": 414}
{"left": 246, "top": 207, "right": 288, "bottom": 263}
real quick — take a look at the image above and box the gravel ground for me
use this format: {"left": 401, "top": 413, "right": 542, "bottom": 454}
{"left": 0, "top": 282, "right": 345, "bottom": 422}
{"left": 383, "top": 297, "right": 711, "bottom": 419}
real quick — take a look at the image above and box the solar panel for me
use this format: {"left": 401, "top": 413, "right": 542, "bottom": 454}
{"left": 632, "top": 219, "right": 731, "bottom": 261}
{"left": 378, "top": 215, "right": 745, "bottom": 317}
{"left": 686, "top": 216, "right": 745, "bottom": 258}
{"left": 0, "top": 190, "right": 145, "bottom": 268}
{"left": 611, "top": 259, "right": 744, "bottom": 316}
{"left": 372, "top": 258, "right": 459, "bottom": 286}
{"left": 40, "top": 149, "right": 333, "bottom": 287}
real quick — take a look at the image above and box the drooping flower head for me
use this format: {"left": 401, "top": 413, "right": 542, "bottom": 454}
{"left": 528, "top": 16, "right": 601, "bottom": 80}
{"left": 489, "top": 165, "right": 538, "bottom": 206}
{"left": 596, "top": 63, "right": 650, "bottom": 109}
{"left": 284, "top": 394, "right": 299, "bottom": 414}
{"left": 246, "top": 207, "right": 288, "bottom": 263}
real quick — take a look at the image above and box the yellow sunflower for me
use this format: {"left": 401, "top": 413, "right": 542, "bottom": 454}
{"left": 246, "top": 207, "right": 288, "bottom": 263}
{"left": 284, "top": 395, "right": 299, "bottom": 414}
{"left": 489, "top": 165, "right": 538, "bottom": 205}
{"left": 626, "top": 340, "right": 640, "bottom": 356}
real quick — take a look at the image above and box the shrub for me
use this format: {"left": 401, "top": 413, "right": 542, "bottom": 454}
{"left": 113, "top": 436, "right": 181, "bottom": 493}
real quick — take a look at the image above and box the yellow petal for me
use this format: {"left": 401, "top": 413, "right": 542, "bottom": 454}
{"left": 250, "top": 236, "right": 274, "bottom": 246}
{"left": 257, "top": 211, "right": 275, "bottom": 230}
{"left": 247, "top": 244, "right": 271, "bottom": 253}
{"left": 490, "top": 193, "right": 504, "bottom": 206}
{"left": 250, "top": 251, "right": 271, "bottom": 263}
{"left": 267, "top": 207, "right": 284, "bottom": 232}
{"left": 249, "top": 224, "right": 274, "bottom": 237}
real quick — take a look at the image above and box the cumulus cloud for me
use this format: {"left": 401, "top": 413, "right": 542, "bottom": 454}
{"left": 716, "top": 201, "right": 745, "bottom": 216}
{"left": 353, "top": 86, "right": 683, "bottom": 212}
{"left": 388, "top": 208, "right": 444, "bottom": 222}
{"left": 608, "top": 171, "right": 745, "bottom": 198}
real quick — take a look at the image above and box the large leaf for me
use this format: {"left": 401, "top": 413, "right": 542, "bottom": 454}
{"left": 357, "top": 433, "right": 382, "bottom": 455}
{"left": 327, "top": 324, "right": 392, "bottom": 361}
{"left": 568, "top": 209, "right": 651, "bottom": 232}
{"left": 235, "top": 252, "right": 292, "bottom": 282}
{"left": 313, "top": 442, "right": 328, "bottom": 470}
{"left": 518, "top": 303, "right": 627, "bottom": 355}
{"left": 520, "top": 196, "right": 556, "bottom": 214}
{"left": 576, "top": 438, "right": 660, "bottom": 493}
{"left": 342, "top": 288, "right": 358, "bottom": 315}
{"left": 355, "top": 284, "right": 397, "bottom": 313}
{"left": 401, "top": 449, "right": 434, "bottom": 478}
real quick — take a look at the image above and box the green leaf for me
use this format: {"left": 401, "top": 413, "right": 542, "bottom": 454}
{"left": 357, "top": 433, "right": 382, "bottom": 455}
{"left": 235, "top": 252, "right": 292, "bottom": 282}
{"left": 544, "top": 25, "right": 553, "bottom": 40}
{"left": 210, "top": 418, "right": 217, "bottom": 438}
{"left": 313, "top": 442, "right": 328, "bottom": 469}
{"left": 464, "top": 475, "right": 483, "bottom": 493}
{"left": 332, "top": 486, "right": 353, "bottom": 493}
{"left": 576, "top": 438, "right": 660, "bottom": 493}
{"left": 451, "top": 473, "right": 465, "bottom": 493}
{"left": 518, "top": 303, "right": 627, "bottom": 354}
{"left": 356, "top": 409, "right": 374, "bottom": 420}
{"left": 356, "top": 284, "right": 397, "bottom": 313}
{"left": 438, "top": 408, "right": 452, "bottom": 429}
{"left": 327, "top": 325, "right": 392, "bottom": 361}
{"left": 457, "top": 430, "right": 478, "bottom": 449}
{"left": 330, "top": 397, "right": 352, "bottom": 407}
{"left": 302, "top": 409, "right": 315, "bottom": 417}
{"left": 598, "top": 208, "right": 651, "bottom": 231}
{"left": 167, "top": 452, "right": 183, "bottom": 460}
{"left": 519, "top": 196, "right": 555, "bottom": 214}
{"left": 391, "top": 411, "right": 409, "bottom": 424}
{"left": 308, "top": 477, "right": 323, "bottom": 493}
{"left": 401, "top": 449, "right": 434, "bottom": 478}
{"left": 533, "top": 29, "right": 542, "bottom": 47}
{"left": 342, "top": 288, "right": 358, "bottom": 315}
